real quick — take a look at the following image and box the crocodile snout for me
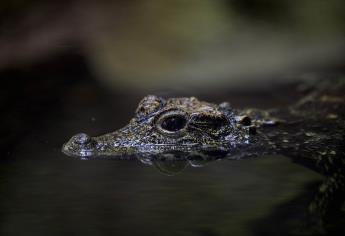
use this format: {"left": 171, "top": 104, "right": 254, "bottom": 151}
{"left": 62, "top": 133, "right": 96, "bottom": 157}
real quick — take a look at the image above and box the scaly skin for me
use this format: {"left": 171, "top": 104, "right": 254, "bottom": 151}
{"left": 62, "top": 79, "right": 344, "bottom": 168}
{"left": 62, "top": 95, "right": 267, "bottom": 158}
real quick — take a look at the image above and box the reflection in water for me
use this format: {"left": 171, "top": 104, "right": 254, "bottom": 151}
{"left": 62, "top": 148, "right": 345, "bottom": 235}
{"left": 137, "top": 151, "right": 223, "bottom": 176}
{"left": 152, "top": 160, "right": 188, "bottom": 176}
{"left": 70, "top": 146, "right": 345, "bottom": 232}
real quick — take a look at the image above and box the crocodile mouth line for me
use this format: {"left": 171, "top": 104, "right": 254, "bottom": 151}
{"left": 134, "top": 143, "right": 227, "bottom": 152}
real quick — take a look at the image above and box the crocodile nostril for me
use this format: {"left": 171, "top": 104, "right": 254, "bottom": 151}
{"left": 236, "top": 115, "right": 251, "bottom": 126}
{"left": 73, "top": 133, "right": 91, "bottom": 145}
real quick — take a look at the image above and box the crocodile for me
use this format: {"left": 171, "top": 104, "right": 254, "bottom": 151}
{"left": 62, "top": 77, "right": 345, "bottom": 231}
{"left": 62, "top": 78, "right": 344, "bottom": 164}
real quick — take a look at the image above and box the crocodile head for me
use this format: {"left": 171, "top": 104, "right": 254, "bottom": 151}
{"left": 62, "top": 95, "right": 256, "bottom": 157}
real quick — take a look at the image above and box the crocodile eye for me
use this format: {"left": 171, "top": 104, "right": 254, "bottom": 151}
{"left": 156, "top": 110, "right": 188, "bottom": 136}
{"left": 161, "top": 116, "right": 187, "bottom": 132}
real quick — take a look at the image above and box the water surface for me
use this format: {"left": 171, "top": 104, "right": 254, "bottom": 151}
{"left": 1, "top": 154, "right": 322, "bottom": 236}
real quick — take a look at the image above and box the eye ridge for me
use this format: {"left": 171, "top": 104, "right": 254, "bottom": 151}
{"left": 190, "top": 115, "right": 228, "bottom": 129}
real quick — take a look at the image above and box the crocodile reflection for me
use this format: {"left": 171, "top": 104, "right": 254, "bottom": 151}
{"left": 138, "top": 150, "right": 226, "bottom": 176}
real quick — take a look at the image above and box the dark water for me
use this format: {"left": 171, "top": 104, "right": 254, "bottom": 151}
{"left": 0, "top": 57, "right": 342, "bottom": 236}
{"left": 0, "top": 155, "right": 321, "bottom": 236}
